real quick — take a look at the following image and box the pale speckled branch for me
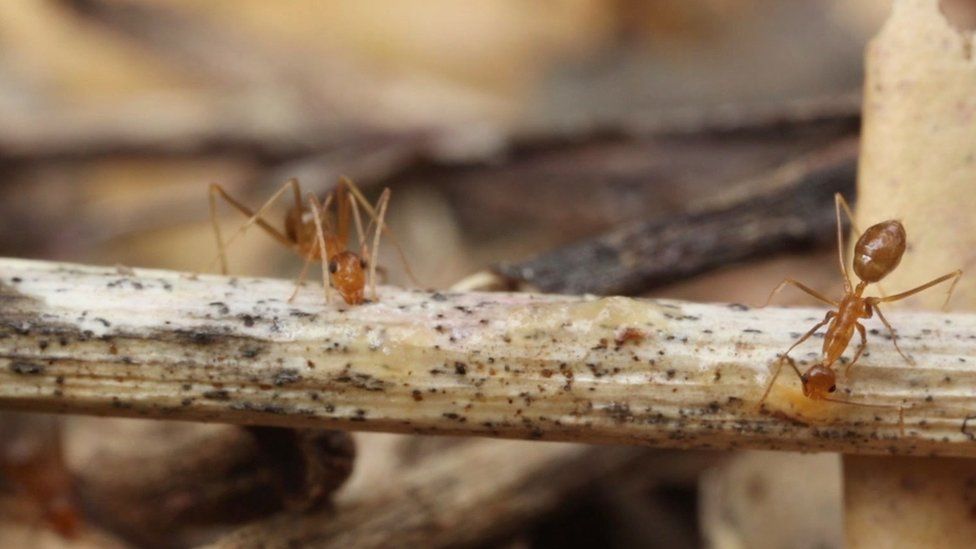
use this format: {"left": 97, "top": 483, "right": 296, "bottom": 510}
{"left": 0, "top": 258, "right": 974, "bottom": 457}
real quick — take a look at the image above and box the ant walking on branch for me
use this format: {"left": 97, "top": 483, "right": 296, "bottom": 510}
{"left": 759, "top": 193, "right": 962, "bottom": 409}
{"left": 208, "top": 177, "right": 415, "bottom": 305}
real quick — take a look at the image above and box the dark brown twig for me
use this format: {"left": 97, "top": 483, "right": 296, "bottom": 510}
{"left": 493, "top": 139, "right": 858, "bottom": 295}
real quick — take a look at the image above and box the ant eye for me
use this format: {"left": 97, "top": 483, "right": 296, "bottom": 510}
{"left": 328, "top": 260, "right": 338, "bottom": 274}
{"left": 360, "top": 259, "right": 367, "bottom": 269}
{"left": 829, "top": 385, "right": 837, "bottom": 393}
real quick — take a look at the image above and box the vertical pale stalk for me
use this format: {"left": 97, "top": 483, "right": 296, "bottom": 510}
{"left": 846, "top": 1, "right": 976, "bottom": 547}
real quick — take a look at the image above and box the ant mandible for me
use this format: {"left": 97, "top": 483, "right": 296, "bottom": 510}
{"left": 208, "top": 177, "right": 414, "bottom": 305}
{"left": 759, "top": 193, "right": 962, "bottom": 407}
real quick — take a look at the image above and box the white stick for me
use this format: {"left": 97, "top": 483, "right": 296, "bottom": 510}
{"left": 0, "top": 258, "right": 974, "bottom": 456}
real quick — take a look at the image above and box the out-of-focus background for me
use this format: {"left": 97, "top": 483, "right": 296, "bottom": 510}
{"left": 0, "top": 1, "right": 892, "bottom": 547}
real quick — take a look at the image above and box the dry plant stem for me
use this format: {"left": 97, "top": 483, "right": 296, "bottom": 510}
{"left": 495, "top": 140, "right": 857, "bottom": 295}
{"left": 844, "top": 1, "right": 976, "bottom": 546}
{"left": 1, "top": 259, "right": 975, "bottom": 457}
{"left": 208, "top": 442, "right": 708, "bottom": 549}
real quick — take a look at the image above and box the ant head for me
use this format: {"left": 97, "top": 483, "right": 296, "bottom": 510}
{"left": 329, "top": 250, "right": 366, "bottom": 305}
{"left": 853, "top": 220, "right": 906, "bottom": 283}
{"left": 800, "top": 364, "right": 837, "bottom": 399}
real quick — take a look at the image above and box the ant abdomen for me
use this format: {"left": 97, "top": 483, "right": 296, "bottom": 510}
{"left": 853, "top": 220, "right": 906, "bottom": 283}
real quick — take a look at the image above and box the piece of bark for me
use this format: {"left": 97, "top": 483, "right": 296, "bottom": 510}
{"left": 207, "top": 441, "right": 710, "bottom": 549}
{"left": 494, "top": 139, "right": 857, "bottom": 295}
{"left": 77, "top": 424, "right": 353, "bottom": 548}
{"left": 0, "top": 258, "right": 975, "bottom": 457}
{"left": 843, "top": 1, "right": 976, "bottom": 547}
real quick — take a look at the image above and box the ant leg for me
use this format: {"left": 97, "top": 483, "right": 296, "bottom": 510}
{"left": 307, "top": 194, "right": 333, "bottom": 304}
{"left": 869, "top": 270, "right": 963, "bottom": 311}
{"left": 223, "top": 179, "right": 302, "bottom": 250}
{"left": 209, "top": 184, "right": 229, "bottom": 275}
{"left": 208, "top": 182, "right": 298, "bottom": 272}
{"left": 783, "top": 311, "right": 835, "bottom": 357}
{"left": 758, "top": 359, "right": 786, "bottom": 409}
{"left": 834, "top": 194, "right": 853, "bottom": 292}
{"left": 758, "top": 355, "right": 806, "bottom": 409}
{"left": 821, "top": 396, "right": 906, "bottom": 435}
{"left": 763, "top": 278, "right": 838, "bottom": 308}
{"left": 368, "top": 189, "right": 391, "bottom": 301}
{"left": 758, "top": 311, "right": 834, "bottom": 407}
{"left": 869, "top": 303, "right": 914, "bottom": 365}
{"left": 846, "top": 323, "right": 868, "bottom": 376}
{"left": 835, "top": 193, "right": 863, "bottom": 235}
{"left": 288, "top": 255, "right": 313, "bottom": 303}
{"left": 341, "top": 177, "right": 420, "bottom": 286}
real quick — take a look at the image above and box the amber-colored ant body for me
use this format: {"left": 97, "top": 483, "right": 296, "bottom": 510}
{"left": 209, "top": 177, "right": 412, "bottom": 305}
{"left": 759, "top": 194, "right": 962, "bottom": 407}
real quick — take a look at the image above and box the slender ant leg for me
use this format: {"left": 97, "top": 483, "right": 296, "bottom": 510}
{"left": 834, "top": 193, "right": 853, "bottom": 292}
{"left": 869, "top": 270, "right": 963, "bottom": 310}
{"left": 763, "top": 278, "right": 838, "bottom": 308}
{"left": 846, "top": 323, "right": 868, "bottom": 376}
{"left": 208, "top": 180, "right": 300, "bottom": 273}
{"left": 307, "top": 193, "right": 333, "bottom": 304}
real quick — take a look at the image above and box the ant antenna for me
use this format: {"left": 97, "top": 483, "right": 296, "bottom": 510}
{"left": 348, "top": 194, "right": 367, "bottom": 252}
{"left": 368, "top": 189, "right": 391, "bottom": 301}
{"left": 339, "top": 176, "right": 420, "bottom": 286}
